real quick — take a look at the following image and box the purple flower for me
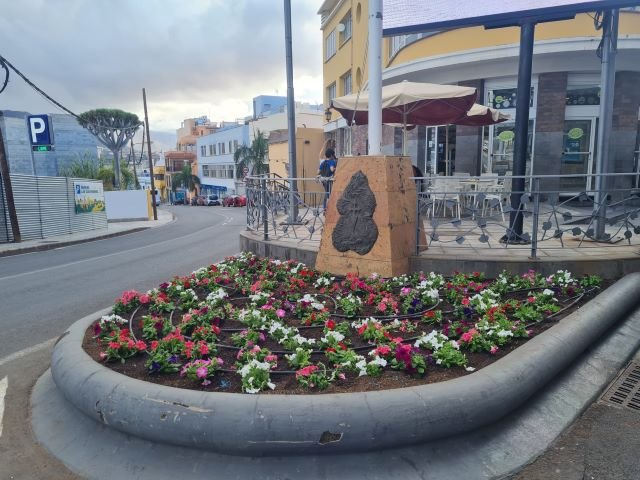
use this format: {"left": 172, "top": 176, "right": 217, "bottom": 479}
{"left": 168, "top": 355, "right": 178, "bottom": 364}
{"left": 196, "top": 366, "right": 208, "bottom": 378}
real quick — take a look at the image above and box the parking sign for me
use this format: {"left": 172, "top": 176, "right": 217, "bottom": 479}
{"left": 28, "top": 115, "right": 52, "bottom": 146}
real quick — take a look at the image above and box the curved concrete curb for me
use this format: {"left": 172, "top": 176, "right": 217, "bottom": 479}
{"left": 51, "top": 274, "right": 640, "bottom": 456}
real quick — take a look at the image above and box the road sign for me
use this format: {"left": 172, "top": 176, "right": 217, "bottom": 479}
{"left": 27, "top": 115, "right": 52, "bottom": 146}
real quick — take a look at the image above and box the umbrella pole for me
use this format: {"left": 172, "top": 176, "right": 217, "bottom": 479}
{"left": 445, "top": 127, "right": 450, "bottom": 176}
{"left": 403, "top": 110, "right": 408, "bottom": 156}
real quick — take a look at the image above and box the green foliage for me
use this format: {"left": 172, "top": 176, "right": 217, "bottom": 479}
{"left": 172, "top": 165, "right": 201, "bottom": 193}
{"left": 60, "top": 155, "right": 135, "bottom": 191}
{"left": 78, "top": 109, "right": 141, "bottom": 132}
{"left": 234, "top": 129, "right": 269, "bottom": 177}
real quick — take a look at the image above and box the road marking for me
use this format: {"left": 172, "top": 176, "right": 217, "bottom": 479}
{"left": 0, "top": 210, "right": 237, "bottom": 282}
{"left": 0, "top": 376, "right": 7, "bottom": 438}
{"left": 0, "top": 337, "right": 57, "bottom": 368}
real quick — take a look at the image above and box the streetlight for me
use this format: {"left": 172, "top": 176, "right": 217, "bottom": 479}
{"left": 324, "top": 107, "right": 332, "bottom": 123}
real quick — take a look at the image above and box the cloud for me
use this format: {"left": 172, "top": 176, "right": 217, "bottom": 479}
{"left": 0, "top": 0, "right": 322, "bottom": 132}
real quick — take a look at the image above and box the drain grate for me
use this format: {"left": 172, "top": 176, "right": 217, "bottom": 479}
{"left": 600, "top": 361, "right": 640, "bottom": 412}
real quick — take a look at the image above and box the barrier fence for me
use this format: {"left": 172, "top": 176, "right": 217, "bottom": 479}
{"left": 0, "top": 174, "right": 106, "bottom": 243}
{"left": 245, "top": 172, "right": 640, "bottom": 258}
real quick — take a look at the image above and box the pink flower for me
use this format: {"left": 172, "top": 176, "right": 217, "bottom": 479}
{"left": 99, "top": 352, "right": 107, "bottom": 360}
{"left": 461, "top": 297, "right": 470, "bottom": 306}
{"left": 338, "top": 373, "right": 346, "bottom": 380}
{"left": 490, "top": 345, "right": 499, "bottom": 355}
{"left": 196, "top": 366, "right": 208, "bottom": 379}
{"left": 265, "top": 354, "right": 278, "bottom": 363}
{"left": 377, "top": 302, "right": 387, "bottom": 312}
{"left": 108, "top": 341, "right": 120, "bottom": 350}
{"left": 198, "top": 342, "right": 209, "bottom": 355}
{"left": 527, "top": 296, "right": 536, "bottom": 304}
{"left": 276, "top": 309, "right": 286, "bottom": 318}
{"left": 135, "top": 340, "right": 147, "bottom": 351}
{"left": 400, "top": 287, "right": 411, "bottom": 296}
{"left": 460, "top": 328, "right": 478, "bottom": 343}
{"left": 182, "top": 313, "right": 193, "bottom": 323}
{"left": 139, "top": 294, "right": 151, "bottom": 305}
{"left": 296, "top": 365, "right": 318, "bottom": 379}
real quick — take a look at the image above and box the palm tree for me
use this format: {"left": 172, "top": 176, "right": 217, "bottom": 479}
{"left": 172, "top": 165, "right": 201, "bottom": 198}
{"left": 234, "top": 130, "right": 269, "bottom": 178}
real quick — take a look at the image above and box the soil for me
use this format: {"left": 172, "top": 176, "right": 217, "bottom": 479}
{"left": 81, "top": 280, "right": 608, "bottom": 395}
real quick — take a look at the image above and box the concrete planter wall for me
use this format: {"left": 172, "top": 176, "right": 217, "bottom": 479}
{"left": 51, "top": 273, "right": 640, "bottom": 456}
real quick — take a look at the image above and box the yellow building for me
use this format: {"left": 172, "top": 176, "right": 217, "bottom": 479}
{"left": 318, "top": 2, "right": 640, "bottom": 191}
{"left": 268, "top": 128, "right": 326, "bottom": 206}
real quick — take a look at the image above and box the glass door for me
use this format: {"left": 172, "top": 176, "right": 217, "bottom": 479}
{"left": 560, "top": 118, "right": 597, "bottom": 192}
{"left": 487, "top": 120, "right": 535, "bottom": 176}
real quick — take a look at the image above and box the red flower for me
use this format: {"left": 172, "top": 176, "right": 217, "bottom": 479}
{"left": 135, "top": 340, "right": 147, "bottom": 351}
{"left": 326, "top": 319, "right": 336, "bottom": 330}
{"left": 108, "top": 341, "right": 120, "bottom": 350}
{"left": 296, "top": 365, "right": 319, "bottom": 379}
{"left": 461, "top": 297, "right": 470, "bottom": 306}
{"left": 150, "top": 341, "right": 159, "bottom": 351}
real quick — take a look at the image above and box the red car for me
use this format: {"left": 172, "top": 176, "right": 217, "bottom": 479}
{"left": 222, "top": 195, "right": 247, "bottom": 207}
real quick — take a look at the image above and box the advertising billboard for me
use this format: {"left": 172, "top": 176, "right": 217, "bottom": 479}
{"left": 383, "top": 0, "right": 640, "bottom": 35}
{"left": 73, "top": 181, "right": 105, "bottom": 214}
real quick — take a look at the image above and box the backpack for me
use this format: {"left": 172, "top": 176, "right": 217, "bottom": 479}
{"left": 319, "top": 159, "right": 333, "bottom": 177}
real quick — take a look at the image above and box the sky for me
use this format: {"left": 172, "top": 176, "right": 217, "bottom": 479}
{"left": 0, "top": 0, "right": 323, "bottom": 147}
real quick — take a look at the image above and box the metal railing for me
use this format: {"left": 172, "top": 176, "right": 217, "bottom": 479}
{"left": 245, "top": 173, "right": 640, "bottom": 257}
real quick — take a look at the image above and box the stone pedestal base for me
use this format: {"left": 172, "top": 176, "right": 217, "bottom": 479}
{"left": 315, "top": 155, "right": 418, "bottom": 277}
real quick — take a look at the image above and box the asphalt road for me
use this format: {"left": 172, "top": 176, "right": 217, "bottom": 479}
{"left": 0, "top": 205, "right": 246, "bottom": 359}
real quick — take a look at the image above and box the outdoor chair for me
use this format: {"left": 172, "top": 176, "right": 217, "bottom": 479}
{"left": 429, "top": 177, "right": 462, "bottom": 219}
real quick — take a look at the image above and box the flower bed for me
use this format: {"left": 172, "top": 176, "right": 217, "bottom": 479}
{"left": 83, "top": 253, "right": 603, "bottom": 394}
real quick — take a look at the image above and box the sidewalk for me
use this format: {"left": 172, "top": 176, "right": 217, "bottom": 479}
{"left": 0, "top": 208, "right": 174, "bottom": 257}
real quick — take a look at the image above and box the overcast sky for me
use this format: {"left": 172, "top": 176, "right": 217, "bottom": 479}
{"left": 0, "top": 0, "right": 323, "bottom": 137}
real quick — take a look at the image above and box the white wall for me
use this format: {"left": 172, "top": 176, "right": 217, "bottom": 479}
{"left": 104, "top": 190, "right": 149, "bottom": 221}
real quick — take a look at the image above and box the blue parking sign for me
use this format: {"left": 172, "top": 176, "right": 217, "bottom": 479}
{"left": 28, "top": 115, "right": 52, "bottom": 146}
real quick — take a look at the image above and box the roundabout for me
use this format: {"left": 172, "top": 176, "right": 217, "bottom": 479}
{"left": 31, "top": 255, "right": 640, "bottom": 478}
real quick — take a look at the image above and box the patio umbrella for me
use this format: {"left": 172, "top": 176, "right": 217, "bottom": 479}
{"left": 331, "top": 81, "right": 477, "bottom": 155}
{"left": 331, "top": 81, "right": 477, "bottom": 128}
{"left": 456, "top": 103, "right": 510, "bottom": 127}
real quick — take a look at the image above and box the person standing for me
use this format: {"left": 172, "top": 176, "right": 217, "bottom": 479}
{"left": 317, "top": 140, "right": 337, "bottom": 211}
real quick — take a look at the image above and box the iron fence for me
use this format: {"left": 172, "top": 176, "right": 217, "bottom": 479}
{"left": 244, "top": 172, "right": 640, "bottom": 258}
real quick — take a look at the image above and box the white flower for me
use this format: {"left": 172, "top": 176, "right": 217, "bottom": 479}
{"left": 321, "top": 331, "right": 345, "bottom": 343}
{"left": 414, "top": 330, "right": 449, "bottom": 351}
{"left": 100, "top": 314, "right": 127, "bottom": 326}
{"left": 465, "top": 366, "right": 476, "bottom": 372}
{"left": 355, "top": 359, "right": 368, "bottom": 376}
{"left": 267, "top": 382, "right": 276, "bottom": 390}
{"left": 497, "top": 330, "right": 513, "bottom": 338}
{"left": 370, "top": 356, "right": 387, "bottom": 368}
{"left": 542, "top": 288, "right": 555, "bottom": 297}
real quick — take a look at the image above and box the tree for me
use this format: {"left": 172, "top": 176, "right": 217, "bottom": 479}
{"left": 77, "top": 109, "right": 142, "bottom": 190}
{"left": 60, "top": 154, "right": 135, "bottom": 191}
{"left": 172, "top": 164, "right": 201, "bottom": 198}
{"left": 234, "top": 130, "right": 269, "bottom": 178}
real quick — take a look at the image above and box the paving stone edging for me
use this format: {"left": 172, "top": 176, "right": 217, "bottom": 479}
{"left": 51, "top": 273, "right": 640, "bottom": 456}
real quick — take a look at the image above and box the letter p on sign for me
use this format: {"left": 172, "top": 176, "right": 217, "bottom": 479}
{"left": 28, "top": 115, "right": 52, "bottom": 145}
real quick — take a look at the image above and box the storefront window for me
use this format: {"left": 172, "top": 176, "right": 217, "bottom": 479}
{"left": 566, "top": 86, "right": 600, "bottom": 106}
{"left": 488, "top": 87, "right": 535, "bottom": 110}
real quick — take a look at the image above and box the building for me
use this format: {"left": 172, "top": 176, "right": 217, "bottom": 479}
{"left": 164, "top": 150, "right": 196, "bottom": 200}
{"left": 0, "top": 110, "right": 98, "bottom": 176}
{"left": 318, "top": 2, "right": 640, "bottom": 192}
{"left": 268, "top": 127, "right": 326, "bottom": 204}
{"left": 195, "top": 98, "right": 324, "bottom": 196}
{"left": 196, "top": 122, "right": 248, "bottom": 196}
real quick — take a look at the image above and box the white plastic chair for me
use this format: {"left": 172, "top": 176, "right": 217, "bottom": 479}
{"left": 430, "top": 177, "right": 461, "bottom": 219}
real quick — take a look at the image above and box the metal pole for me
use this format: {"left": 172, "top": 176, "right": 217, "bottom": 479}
{"left": 594, "top": 9, "right": 618, "bottom": 240}
{"left": 284, "top": 0, "right": 299, "bottom": 223}
{"left": 262, "top": 177, "right": 268, "bottom": 240}
{"left": 142, "top": 88, "right": 158, "bottom": 221}
{"left": 530, "top": 177, "right": 540, "bottom": 259}
{"left": 0, "top": 127, "right": 21, "bottom": 242}
{"left": 368, "top": 0, "right": 383, "bottom": 155}
{"left": 504, "top": 21, "right": 535, "bottom": 243}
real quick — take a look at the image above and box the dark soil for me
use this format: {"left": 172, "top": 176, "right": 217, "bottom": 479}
{"left": 81, "top": 281, "right": 607, "bottom": 395}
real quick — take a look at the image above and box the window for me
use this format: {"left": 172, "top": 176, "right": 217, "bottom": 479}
{"left": 221, "top": 142, "right": 226, "bottom": 155}
{"left": 326, "top": 82, "right": 337, "bottom": 106}
{"left": 325, "top": 29, "right": 336, "bottom": 61}
{"left": 487, "top": 87, "right": 535, "bottom": 109}
{"left": 233, "top": 140, "right": 239, "bottom": 152}
{"left": 342, "top": 71, "right": 352, "bottom": 96}
{"left": 213, "top": 144, "right": 217, "bottom": 155}
{"left": 339, "top": 12, "right": 352, "bottom": 44}
{"left": 208, "top": 144, "right": 214, "bottom": 156}
{"left": 229, "top": 141, "right": 233, "bottom": 153}
{"left": 566, "top": 86, "right": 600, "bottom": 106}
{"left": 388, "top": 32, "right": 437, "bottom": 59}
{"left": 200, "top": 145, "right": 206, "bottom": 156}
{"left": 202, "top": 165, "right": 210, "bottom": 177}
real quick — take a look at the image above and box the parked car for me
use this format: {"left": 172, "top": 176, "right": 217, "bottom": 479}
{"left": 206, "top": 194, "right": 221, "bottom": 206}
{"left": 152, "top": 189, "right": 161, "bottom": 207}
{"left": 222, "top": 195, "right": 247, "bottom": 207}
{"left": 171, "top": 191, "right": 185, "bottom": 205}
{"left": 196, "top": 196, "right": 207, "bottom": 206}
